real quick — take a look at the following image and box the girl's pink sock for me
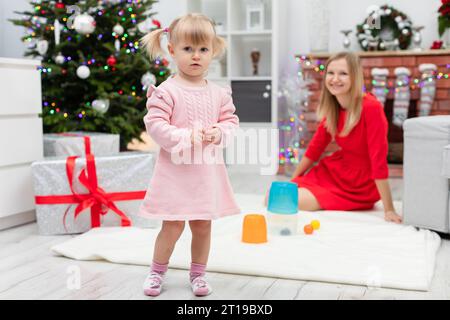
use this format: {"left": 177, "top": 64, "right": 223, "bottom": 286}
{"left": 189, "top": 262, "right": 212, "bottom": 296}
{"left": 190, "top": 262, "right": 206, "bottom": 281}
{"left": 152, "top": 261, "right": 169, "bottom": 274}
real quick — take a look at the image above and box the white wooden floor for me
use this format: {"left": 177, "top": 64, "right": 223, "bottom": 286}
{"left": 1, "top": 169, "right": 449, "bottom": 300}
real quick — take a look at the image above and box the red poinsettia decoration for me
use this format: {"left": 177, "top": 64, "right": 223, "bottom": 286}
{"left": 431, "top": 40, "right": 443, "bottom": 49}
{"left": 438, "top": 0, "right": 450, "bottom": 36}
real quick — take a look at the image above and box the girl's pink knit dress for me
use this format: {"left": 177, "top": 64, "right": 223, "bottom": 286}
{"left": 138, "top": 76, "right": 241, "bottom": 220}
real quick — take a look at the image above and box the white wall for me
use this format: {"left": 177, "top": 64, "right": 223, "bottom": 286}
{"left": 283, "top": 0, "right": 442, "bottom": 74}
{"left": 0, "top": 0, "right": 30, "bottom": 58}
{"left": 0, "top": 0, "right": 187, "bottom": 59}
{"left": 151, "top": 0, "right": 187, "bottom": 29}
{"left": 0, "top": 0, "right": 443, "bottom": 65}
{"left": 328, "top": 0, "right": 441, "bottom": 52}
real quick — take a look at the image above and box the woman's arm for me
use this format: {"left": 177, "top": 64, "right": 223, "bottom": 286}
{"left": 291, "top": 119, "right": 332, "bottom": 180}
{"left": 290, "top": 155, "right": 315, "bottom": 179}
{"left": 363, "top": 98, "right": 401, "bottom": 223}
{"left": 374, "top": 179, "right": 402, "bottom": 223}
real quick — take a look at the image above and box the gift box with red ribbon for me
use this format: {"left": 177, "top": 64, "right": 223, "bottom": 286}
{"left": 31, "top": 151, "right": 158, "bottom": 235}
{"left": 44, "top": 132, "right": 120, "bottom": 157}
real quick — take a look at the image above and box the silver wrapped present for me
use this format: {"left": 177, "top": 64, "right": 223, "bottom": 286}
{"left": 44, "top": 132, "right": 120, "bottom": 157}
{"left": 31, "top": 151, "right": 159, "bottom": 235}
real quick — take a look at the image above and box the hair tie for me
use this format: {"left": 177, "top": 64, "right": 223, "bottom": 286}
{"left": 163, "top": 27, "right": 169, "bottom": 33}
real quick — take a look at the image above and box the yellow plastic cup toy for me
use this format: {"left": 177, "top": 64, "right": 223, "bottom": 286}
{"left": 242, "top": 214, "right": 268, "bottom": 244}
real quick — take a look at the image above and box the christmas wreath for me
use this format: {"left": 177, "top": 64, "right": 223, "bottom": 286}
{"left": 356, "top": 4, "right": 413, "bottom": 51}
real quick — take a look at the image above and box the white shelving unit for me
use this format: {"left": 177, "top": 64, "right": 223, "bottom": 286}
{"left": 186, "top": 0, "right": 287, "bottom": 127}
{"left": 186, "top": 0, "right": 288, "bottom": 173}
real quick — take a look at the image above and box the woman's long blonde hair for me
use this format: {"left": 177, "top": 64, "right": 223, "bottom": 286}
{"left": 140, "top": 13, "right": 226, "bottom": 60}
{"left": 317, "top": 52, "right": 364, "bottom": 137}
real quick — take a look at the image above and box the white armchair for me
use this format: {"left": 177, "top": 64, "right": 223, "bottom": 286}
{"left": 403, "top": 116, "right": 450, "bottom": 233}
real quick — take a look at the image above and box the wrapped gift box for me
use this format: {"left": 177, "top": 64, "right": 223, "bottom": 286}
{"left": 44, "top": 132, "right": 120, "bottom": 157}
{"left": 31, "top": 151, "right": 159, "bottom": 235}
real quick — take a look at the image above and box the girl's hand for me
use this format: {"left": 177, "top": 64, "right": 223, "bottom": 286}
{"left": 384, "top": 210, "right": 403, "bottom": 224}
{"left": 203, "top": 127, "right": 222, "bottom": 144}
{"left": 191, "top": 127, "right": 203, "bottom": 145}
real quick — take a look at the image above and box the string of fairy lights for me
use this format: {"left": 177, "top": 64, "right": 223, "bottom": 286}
{"left": 295, "top": 55, "right": 450, "bottom": 92}
{"left": 278, "top": 115, "right": 306, "bottom": 165}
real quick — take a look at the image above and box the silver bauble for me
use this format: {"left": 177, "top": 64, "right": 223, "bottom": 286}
{"left": 76, "top": 65, "right": 90, "bottom": 79}
{"left": 113, "top": 23, "right": 124, "bottom": 36}
{"left": 74, "top": 13, "right": 96, "bottom": 35}
{"left": 37, "top": 39, "right": 49, "bottom": 55}
{"left": 141, "top": 72, "right": 157, "bottom": 90}
{"left": 92, "top": 99, "right": 110, "bottom": 114}
{"left": 137, "top": 17, "right": 153, "bottom": 34}
{"left": 55, "top": 52, "right": 65, "bottom": 64}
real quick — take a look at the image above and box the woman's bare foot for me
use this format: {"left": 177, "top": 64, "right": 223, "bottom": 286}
{"left": 384, "top": 210, "right": 403, "bottom": 224}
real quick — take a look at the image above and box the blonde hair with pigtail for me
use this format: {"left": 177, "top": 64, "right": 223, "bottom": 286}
{"left": 140, "top": 13, "right": 226, "bottom": 60}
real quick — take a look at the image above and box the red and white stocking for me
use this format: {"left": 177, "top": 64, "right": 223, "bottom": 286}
{"left": 418, "top": 63, "right": 437, "bottom": 117}
{"left": 392, "top": 67, "right": 411, "bottom": 127}
{"left": 371, "top": 68, "right": 389, "bottom": 106}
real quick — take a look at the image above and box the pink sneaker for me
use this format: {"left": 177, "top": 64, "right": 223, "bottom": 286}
{"left": 143, "top": 272, "right": 164, "bottom": 297}
{"left": 191, "top": 276, "right": 212, "bottom": 297}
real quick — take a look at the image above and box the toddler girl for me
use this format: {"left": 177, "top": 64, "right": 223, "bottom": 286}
{"left": 138, "top": 13, "right": 241, "bottom": 297}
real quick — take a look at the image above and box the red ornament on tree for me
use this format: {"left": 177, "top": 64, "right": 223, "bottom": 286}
{"left": 55, "top": 1, "right": 65, "bottom": 9}
{"left": 107, "top": 55, "right": 117, "bottom": 66}
{"left": 152, "top": 19, "right": 161, "bottom": 29}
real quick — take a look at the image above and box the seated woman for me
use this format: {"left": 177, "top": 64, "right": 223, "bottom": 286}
{"left": 268, "top": 52, "right": 402, "bottom": 223}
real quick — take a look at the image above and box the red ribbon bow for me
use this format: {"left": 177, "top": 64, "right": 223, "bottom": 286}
{"left": 35, "top": 134, "right": 145, "bottom": 231}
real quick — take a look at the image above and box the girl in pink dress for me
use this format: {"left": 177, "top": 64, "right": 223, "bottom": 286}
{"left": 138, "top": 14, "right": 240, "bottom": 297}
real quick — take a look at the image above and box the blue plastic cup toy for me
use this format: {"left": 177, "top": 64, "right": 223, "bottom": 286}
{"left": 268, "top": 181, "right": 299, "bottom": 214}
{"left": 267, "top": 181, "right": 299, "bottom": 235}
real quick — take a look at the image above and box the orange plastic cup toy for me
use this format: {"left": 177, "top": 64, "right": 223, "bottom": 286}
{"left": 242, "top": 214, "right": 268, "bottom": 244}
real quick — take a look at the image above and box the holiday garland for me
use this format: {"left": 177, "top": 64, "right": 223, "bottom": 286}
{"left": 356, "top": 4, "right": 413, "bottom": 51}
{"left": 296, "top": 55, "right": 450, "bottom": 93}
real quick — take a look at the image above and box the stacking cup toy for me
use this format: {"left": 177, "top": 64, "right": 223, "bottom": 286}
{"left": 242, "top": 214, "right": 268, "bottom": 244}
{"left": 267, "top": 181, "right": 299, "bottom": 236}
{"left": 267, "top": 181, "right": 298, "bottom": 214}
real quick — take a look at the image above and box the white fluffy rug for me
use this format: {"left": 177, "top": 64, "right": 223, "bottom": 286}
{"left": 51, "top": 194, "right": 441, "bottom": 291}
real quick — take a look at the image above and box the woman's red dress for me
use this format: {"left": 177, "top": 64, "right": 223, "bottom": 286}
{"left": 291, "top": 93, "right": 389, "bottom": 210}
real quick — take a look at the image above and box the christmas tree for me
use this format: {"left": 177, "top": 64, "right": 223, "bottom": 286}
{"left": 10, "top": 0, "right": 170, "bottom": 150}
